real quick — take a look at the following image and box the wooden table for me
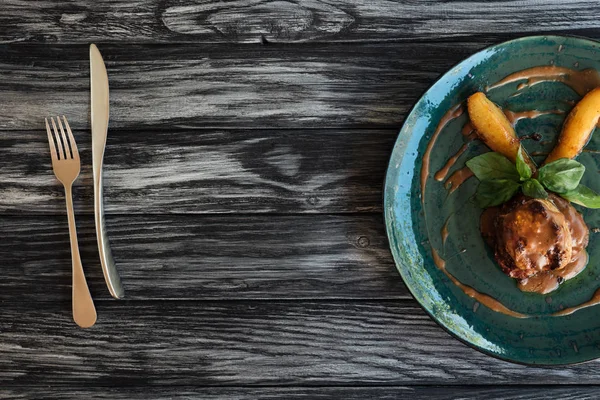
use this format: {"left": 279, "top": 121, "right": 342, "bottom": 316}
{"left": 2, "top": 1, "right": 600, "bottom": 398}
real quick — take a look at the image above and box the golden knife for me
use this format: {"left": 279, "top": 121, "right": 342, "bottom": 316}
{"left": 90, "top": 43, "right": 124, "bottom": 299}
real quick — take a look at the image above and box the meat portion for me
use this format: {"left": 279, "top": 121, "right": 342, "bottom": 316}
{"left": 551, "top": 194, "right": 589, "bottom": 254}
{"left": 481, "top": 195, "right": 574, "bottom": 280}
{"left": 481, "top": 193, "right": 590, "bottom": 293}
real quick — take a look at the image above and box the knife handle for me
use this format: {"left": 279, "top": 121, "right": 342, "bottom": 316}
{"left": 94, "top": 169, "right": 125, "bottom": 299}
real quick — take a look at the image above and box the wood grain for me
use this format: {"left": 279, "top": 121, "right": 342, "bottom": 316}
{"left": 2, "top": 300, "right": 600, "bottom": 386}
{"left": 2, "top": 386, "right": 599, "bottom": 399}
{"left": 1, "top": 1, "right": 599, "bottom": 43}
{"left": 0, "top": 42, "right": 479, "bottom": 130}
{"left": 0, "top": 214, "right": 402, "bottom": 301}
{"left": 0, "top": 129, "right": 395, "bottom": 214}
{"left": 4, "top": 1, "right": 599, "bottom": 396}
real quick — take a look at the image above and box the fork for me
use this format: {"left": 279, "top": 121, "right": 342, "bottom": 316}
{"left": 45, "top": 116, "right": 97, "bottom": 328}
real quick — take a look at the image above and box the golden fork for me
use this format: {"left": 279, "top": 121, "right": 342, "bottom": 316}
{"left": 45, "top": 116, "right": 97, "bottom": 328}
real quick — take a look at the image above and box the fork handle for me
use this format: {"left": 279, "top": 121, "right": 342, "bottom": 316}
{"left": 64, "top": 185, "right": 97, "bottom": 328}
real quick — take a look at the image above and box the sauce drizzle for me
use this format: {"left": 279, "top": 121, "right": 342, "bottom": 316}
{"left": 462, "top": 122, "right": 475, "bottom": 136}
{"left": 420, "top": 103, "right": 464, "bottom": 203}
{"left": 504, "top": 109, "right": 564, "bottom": 126}
{"left": 441, "top": 217, "right": 450, "bottom": 246}
{"left": 553, "top": 287, "right": 600, "bottom": 317}
{"left": 431, "top": 247, "right": 529, "bottom": 318}
{"left": 486, "top": 66, "right": 600, "bottom": 96}
{"left": 518, "top": 251, "right": 589, "bottom": 295}
{"left": 435, "top": 143, "right": 470, "bottom": 181}
{"left": 444, "top": 167, "right": 474, "bottom": 194}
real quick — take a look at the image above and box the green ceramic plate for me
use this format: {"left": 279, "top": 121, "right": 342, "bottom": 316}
{"left": 384, "top": 35, "right": 600, "bottom": 365}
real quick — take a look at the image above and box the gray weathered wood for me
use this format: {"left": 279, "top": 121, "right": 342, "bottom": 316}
{"left": 4, "top": 1, "right": 600, "bottom": 396}
{"left": 2, "top": 301, "right": 600, "bottom": 386}
{"left": 2, "top": 386, "right": 598, "bottom": 399}
{"left": 1, "top": 1, "right": 599, "bottom": 43}
{"left": 0, "top": 42, "right": 478, "bottom": 130}
{"left": 0, "top": 129, "right": 395, "bottom": 214}
{"left": 0, "top": 214, "right": 402, "bottom": 301}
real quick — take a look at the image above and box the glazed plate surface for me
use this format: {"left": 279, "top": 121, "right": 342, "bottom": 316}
{"left": 384, "top": 35, "right": 600, "bottom": 365}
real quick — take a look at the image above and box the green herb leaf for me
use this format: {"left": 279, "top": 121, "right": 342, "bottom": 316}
{"left": 522, "top": 178, "right": 548, "bottom": 199}
{"left": 474, "top": 179, "right": 521, "bottom": 208}
{"left": 516, "top": 145, "right": 532, "bottom": 181}
{"left": 466, "top": 153, "right": 520, "bottom": 182}
{"left": 560, "top": 185, "right": 600, "bottom": 209}
{"left": 538, "top": 158, "right": 585, "bottom": 193}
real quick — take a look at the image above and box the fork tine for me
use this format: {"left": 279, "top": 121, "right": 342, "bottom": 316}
{"left": 62, "top": 116, "right": 79, "bottom": 161}
{"left": 45, "top": 118, "right": 59, "bottom": 161}
{"left": 50, "top": 117, "right": 65, "bottom": 160}
{"left": 56, "top": 115, "right": 71, "bottom": 159}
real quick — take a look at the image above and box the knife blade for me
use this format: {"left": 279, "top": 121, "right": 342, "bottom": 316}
{"left": 90, "top": 43, "right": 124, "bottom": 299}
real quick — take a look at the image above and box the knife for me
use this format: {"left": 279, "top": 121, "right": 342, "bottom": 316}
{"left": 90, "top": 43, "right": 124, "bottom": 299}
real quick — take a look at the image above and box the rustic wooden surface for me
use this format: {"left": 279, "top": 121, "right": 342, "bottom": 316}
{"left": 2, "top": 1, "right": 600, "bottom": 399}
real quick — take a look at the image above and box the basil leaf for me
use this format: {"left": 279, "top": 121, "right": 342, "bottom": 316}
{"left": 560, "top": 185, "right": 600, "bottom": 209}
{"left": 474, "top": 179, "right": 521, "bottom": 208}
{"left": 516, "top": 145, "right": 532, "bottom": 181}
{"left": 466, "top": 152, "right": 520, "bottom": 182}
{"left": 538, "top": 158, "right": 585, "bottom": 193}
{"left": 522, "top": 178, "right": 548, "bottom": 199}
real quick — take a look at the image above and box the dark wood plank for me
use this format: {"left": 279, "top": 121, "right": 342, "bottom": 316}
{"left": 5, "top": 3, "right": 597, "bottom": 394}
{"left": 3, "top": 300, "right": 600, "bottom": 385}
{"left": 1, "top": 1, "right": 600, "bottom": 43}
{"left": 0, "top": 214, "right": 403, "bottom": 301}
{"left": 2, "top": 386, "right": 598, "bottom": 399}
{"left": 0, "top": 129, "right": 395, "bottom": 214}
{"left": 0, "top": 42, "right": 480, "bottom": 130}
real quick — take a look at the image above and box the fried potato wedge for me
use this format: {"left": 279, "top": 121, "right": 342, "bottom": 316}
{"left": 544, "top": 87, "right": 600, "bottom": 165}
{"left": 467, "top": 92, "right": 536, "bottom": 170}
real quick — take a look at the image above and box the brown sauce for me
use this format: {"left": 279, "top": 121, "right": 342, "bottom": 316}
{"left": 486, "top": 66, "right": 600, "bottom": 96}
{"left": 481, "top": 194, "right": 590, "bottom": 295}
{"left": 518, "top": 250, "right": 588, "bottom": 294}
{"left": 436, "top": 131, "right": 479, "bottom": 182}
{"left": 555, "top": 194, "right": 590, "bottom": 254}
{"left": 444, "top": 167, "right": 474, "bottom": 194}
{"left": 462, "top": 121, "right": 475, "bottom": 136}
{"left": 553, "top": 287, "right": 600, "bottom": 317}
{"left": 441, "top": 217, "right": 450, "bottom": 246}
{"left": 434, "top": 143, "right": 470, "bottom": 181}
{"left": 504, "top": 109, "right": 564, "bottom": 126}
{"left": 420, "top": 103, "right": 464, "bottom": 202}
{"left": 431, "top": 247, "right": 529, "bottom": 318}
